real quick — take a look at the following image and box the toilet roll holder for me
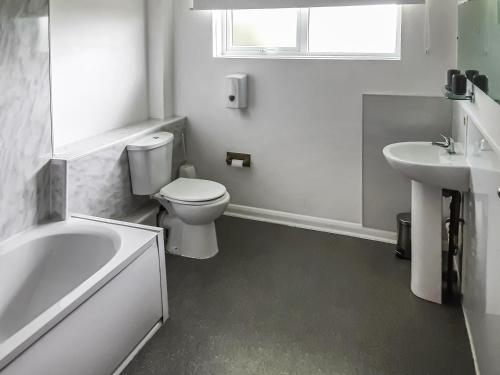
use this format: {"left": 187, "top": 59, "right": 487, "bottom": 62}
{"left": 226, "top": 152, "right": 251, "bottom": 168}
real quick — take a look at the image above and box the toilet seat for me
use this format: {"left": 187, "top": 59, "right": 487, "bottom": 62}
{"left": 164, "top": 192, "right": 230, "bottom": 206}
{"left": 160, "top": 178, "right": 227, "bottom": 205}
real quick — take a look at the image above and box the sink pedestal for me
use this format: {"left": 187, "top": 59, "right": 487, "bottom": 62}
{"left": 411, "top": 181, "right": 443, "bottom": 304}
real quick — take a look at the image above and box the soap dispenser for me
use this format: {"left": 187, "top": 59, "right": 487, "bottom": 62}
{"left": 226, "top": 74, "right": 248, "bottom": 109}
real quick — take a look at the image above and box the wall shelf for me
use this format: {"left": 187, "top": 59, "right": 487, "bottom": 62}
{"left": 443, "top": 87, "right": 475, "bottom": 102}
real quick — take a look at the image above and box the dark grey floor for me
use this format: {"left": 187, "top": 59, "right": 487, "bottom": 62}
{"left": 124, "top": 217, "right": 475, "bottom": 375}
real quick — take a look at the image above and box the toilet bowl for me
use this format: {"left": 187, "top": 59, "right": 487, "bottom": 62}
{"left": 126, "top": 132, "right": 229, "bottom": 260}
{"left": 154, "top": 178, "right": 230, "bottom": 259}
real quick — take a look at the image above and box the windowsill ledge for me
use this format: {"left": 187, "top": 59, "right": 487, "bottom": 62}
{"left": 213, "top": 54, "right": 401, "bottom": 61}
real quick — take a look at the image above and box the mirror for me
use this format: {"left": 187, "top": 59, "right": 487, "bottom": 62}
{"left": 458, "top": 0, "right": 500, "bottom": 103}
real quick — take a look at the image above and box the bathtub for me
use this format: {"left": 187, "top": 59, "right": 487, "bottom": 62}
{"left": 0, "top": 215, "right": 168, "bottom": 375}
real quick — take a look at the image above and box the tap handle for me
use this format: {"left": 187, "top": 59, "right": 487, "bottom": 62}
{"left": 440, "top": 134, "right": 450, "bottom": 143}
{"left": 432, "top": 134, "right": 452, "bottom": 147}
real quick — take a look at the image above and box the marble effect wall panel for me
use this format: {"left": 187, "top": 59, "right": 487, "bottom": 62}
{"left": 52, "top": 118, "right": 186, "bottom": 220}
{"left": 49, "top": 159, "right": 67, "bottom": 221}
{"left": 0, "top": 0, "right": 52, "bottom": 242}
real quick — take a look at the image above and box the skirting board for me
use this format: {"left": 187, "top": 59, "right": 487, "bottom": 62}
{"left": 224, "top": 204, "right": 397, "bottom": 244}
{"left": 462, "top": 307, "right": 481, "bottom": 375}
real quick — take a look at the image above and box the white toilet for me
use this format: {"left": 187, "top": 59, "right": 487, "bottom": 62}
{"left": 127, "top": 132, "right": 230, "bottom": 259}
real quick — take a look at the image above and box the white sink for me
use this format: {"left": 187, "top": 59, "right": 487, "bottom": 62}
{"left": 383, "top": 142, "right": 470, "bottom": 191}
{"left": 383, "top": 141, "right": 470, "bottom": 304}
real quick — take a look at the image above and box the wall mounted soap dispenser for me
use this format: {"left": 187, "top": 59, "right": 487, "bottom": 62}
{"left": 226, "top": 74, "right": 248, "bottom": 109}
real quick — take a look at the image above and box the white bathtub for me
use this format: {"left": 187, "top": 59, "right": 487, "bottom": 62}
{"left": 0, "top": 215, "right": 168, "bottom": 375}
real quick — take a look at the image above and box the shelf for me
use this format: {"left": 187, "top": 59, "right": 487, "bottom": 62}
{"left": 442, "top": 87, "right": 474, "bottom": 102}
{"left": 53, "top": 117, "right": 186, "bottom": 160}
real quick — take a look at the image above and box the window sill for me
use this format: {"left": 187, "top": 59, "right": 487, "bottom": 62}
{"left": 213, "top": 54, "right": 401, "bottom": 61}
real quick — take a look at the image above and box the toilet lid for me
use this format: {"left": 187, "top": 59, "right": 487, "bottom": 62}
{"left": 160, "top": 178, "right": 227, "bottom": 202}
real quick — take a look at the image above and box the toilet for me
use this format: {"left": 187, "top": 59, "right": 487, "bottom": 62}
{"left": 127, "top": 132, "right": 230, "bottom": 259}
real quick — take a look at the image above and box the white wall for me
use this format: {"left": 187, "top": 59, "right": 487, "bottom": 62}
{"left": 50, "top": 0, "right": 149, "bottom": 149}
{"left": 146, "top": 0, "right": 175, "bottom": 119}
{"left": 174, "top": 0, "right": 457, "bottom": 225}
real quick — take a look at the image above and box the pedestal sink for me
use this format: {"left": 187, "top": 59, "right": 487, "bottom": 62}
{"left": 383, "top": 142, "right": 470, "bottom": 304}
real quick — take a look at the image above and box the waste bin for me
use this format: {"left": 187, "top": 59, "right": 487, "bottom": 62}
{"left": 396, "top": 213, "right": 411, "bottom": 260}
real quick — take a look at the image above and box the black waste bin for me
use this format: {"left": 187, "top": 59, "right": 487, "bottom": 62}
{"left": 396, "top": 213, "right": 411, "bottom": 260}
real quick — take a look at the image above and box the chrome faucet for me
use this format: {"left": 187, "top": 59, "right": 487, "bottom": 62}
{"left": 432, "top": 134, "right": 456, "bottom": 154}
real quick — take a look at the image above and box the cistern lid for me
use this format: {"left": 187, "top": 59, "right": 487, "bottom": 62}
{"left": 127, "top": 132, "right": 174, "bottom": 151}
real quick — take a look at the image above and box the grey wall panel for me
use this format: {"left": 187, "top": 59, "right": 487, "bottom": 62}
{"left": 362, "top": 95, "right": 452, "bottom": 232}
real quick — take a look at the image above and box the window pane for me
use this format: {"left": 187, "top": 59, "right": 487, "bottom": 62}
{"left": 308, "top": 5, "right": 399, "bottom": 54}
{"left": 231, "top": 9, "right": 298, "bottom": 48}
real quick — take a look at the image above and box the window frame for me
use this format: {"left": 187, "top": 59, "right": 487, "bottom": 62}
{"left": 212, "top": 6, "right": 402, "bottom": 60}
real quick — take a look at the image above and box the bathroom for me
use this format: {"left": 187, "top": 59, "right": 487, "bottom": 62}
{"left": 1, "top": 0, "right": 499, "bottom": 373}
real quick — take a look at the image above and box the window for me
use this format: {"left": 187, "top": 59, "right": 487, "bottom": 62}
{"left": 213, "top": 5, "right": 401, "bottom": 60}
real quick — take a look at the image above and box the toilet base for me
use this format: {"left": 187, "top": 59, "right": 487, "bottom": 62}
{"left": 161, "top": 215, "right": 219, "bottom": 259}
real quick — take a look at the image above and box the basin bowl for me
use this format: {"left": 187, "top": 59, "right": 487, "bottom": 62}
{"left": 383, "top": 142, "right": 470, "bottom": 191}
